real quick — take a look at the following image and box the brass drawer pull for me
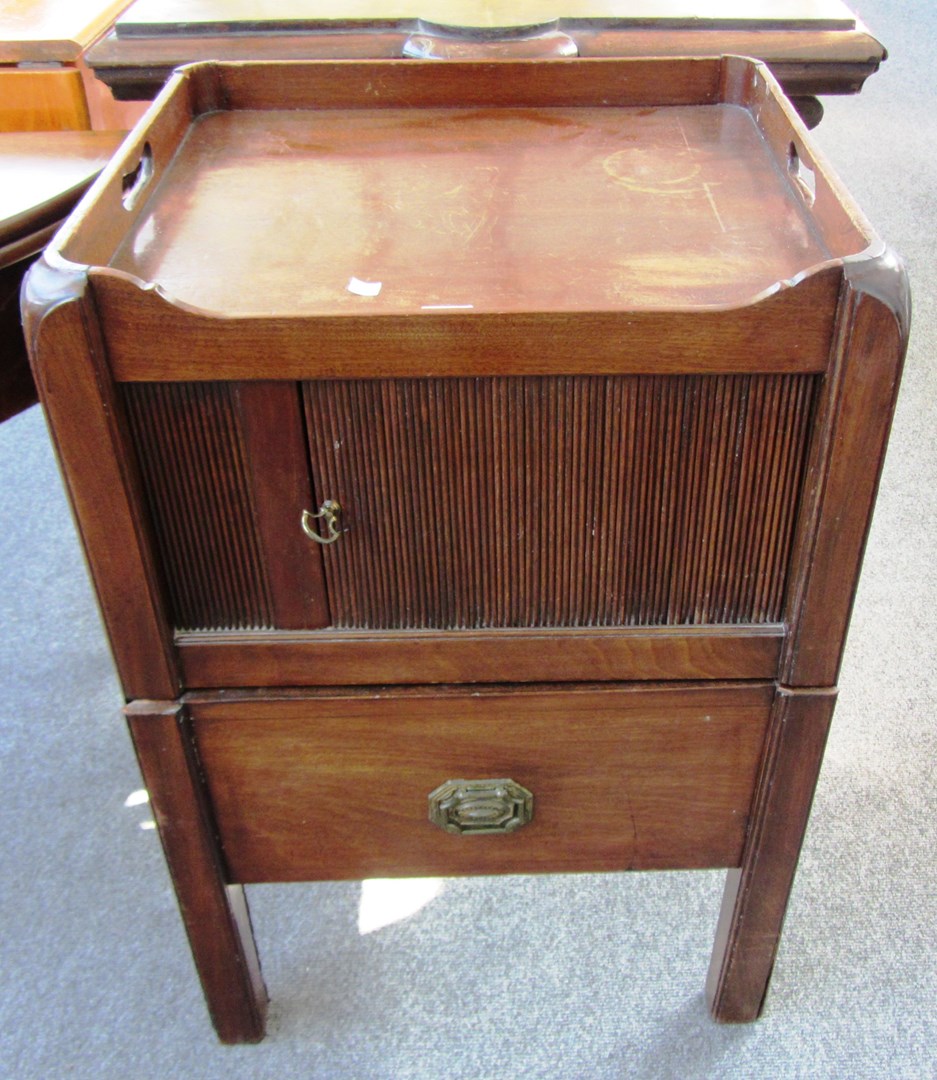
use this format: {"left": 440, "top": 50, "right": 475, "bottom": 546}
{"left": 428, "top": 778, "right": 533, "bottom": 835}
{"left": 301, "top": 500, "right": 342, "bottom": 545}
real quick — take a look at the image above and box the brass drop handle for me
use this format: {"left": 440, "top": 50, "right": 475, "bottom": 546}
{"left": 428, "top": 778, "right": 534, "bottom": 835}
{"left": 301, "top": 500, "right": 342, "bottom": 545}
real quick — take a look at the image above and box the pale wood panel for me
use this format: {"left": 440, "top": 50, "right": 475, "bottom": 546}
{"left": 0, "top": 70, "right": 90, "bottom": 132}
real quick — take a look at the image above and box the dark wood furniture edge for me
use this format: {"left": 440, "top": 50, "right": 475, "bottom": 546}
{"left": 180, "top": 677, "right": 777, "bottom": 706}
{"left": 706, "top": 685, "right": 835, "bottom": 1021}
{"left": 176, "top": 625, "right": 783, "bottom": 687}
{"left": 781, "top": 248, "right": 910, "bottom": 686}
{"left": 21, "top": 254, "right": 180, "bottom": 699}
{"left": 85, "top": 26, "right": 885, "bottom": 101}
{"left": 125, "top": 700, "right": 267, "bottom": 1043}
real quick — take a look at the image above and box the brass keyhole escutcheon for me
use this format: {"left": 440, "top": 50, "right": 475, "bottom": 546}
{"left": 301, "top": 500, "right": 342, "bottom": 545}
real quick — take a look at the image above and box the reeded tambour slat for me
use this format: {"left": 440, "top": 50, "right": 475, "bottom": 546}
{"left": 123, "top": 381, "right": 274, "bottom": 631}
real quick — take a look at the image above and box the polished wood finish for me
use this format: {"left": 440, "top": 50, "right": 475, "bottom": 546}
{"left": 107, "top": 105, "right": 833, "bottom": 314}
{"left": 0, "top": 70, "right": 90, "bottom": 133}
{"left": 176, "top": 626, "right": 784, "bottom": 687}
{"left": 0, "top": 0, "right": 132, "bottom": 64}
{"left": 0, "top": 0, "right": 135, "bottom": 136}
{"left": 782, "top": 255, "right": 909, "bottom": 687}
{"left": 234, "top": 381, "right": 331, "bottom": 630}
{"left": 25, "top": 58, "right": 908, "bottom": 1040}
{"left": 126, "top": 701, "right": 267, "bottom": 1043}
{"left": 0, "top": 131, "right": 123, "bottom": 245}
{"left": 86, "top": 0, "right": 885, "bottom": 105}
{"left": 123, "top": 381, "right": 279, "bottom": 632}
{"left": 123, "top": 379, "right": 331, "bottom": 631}
{"left": 22, "top": 263, "right": 178, "bottom": 699}
{"left": 92, "top": 268, "right": 842, "bottom": 380}
{"left": 189, "top": 683, "right": 773, "bottom": 881}
{"left": 120, "top": 371, "right": 817, "bottom": 634}
{"left": 1, "top": 130, "right": 122, "bottom": 422}
{"left": 707, "top": 687, "right": 835, "bottom": 1021}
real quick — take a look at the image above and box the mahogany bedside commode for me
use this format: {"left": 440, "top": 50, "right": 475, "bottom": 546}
{"left": 24, "top": 56, "right": 909, "bottom": 1042}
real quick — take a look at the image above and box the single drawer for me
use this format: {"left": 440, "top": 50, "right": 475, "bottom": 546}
{"left": 188, "top": 682, "right": 773, "bottom": 883}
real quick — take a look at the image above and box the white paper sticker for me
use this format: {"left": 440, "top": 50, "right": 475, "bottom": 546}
{"left": 347, "top": 276, "right": 383, "bottom": 297}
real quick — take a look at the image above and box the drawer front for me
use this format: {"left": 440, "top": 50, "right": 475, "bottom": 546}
{"left": 189, "top": 683, "right": 773, "bottom": 883}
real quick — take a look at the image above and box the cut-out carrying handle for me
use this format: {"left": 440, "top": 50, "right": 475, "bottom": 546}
{"left": 122, "top": 142, "right": 154, "bottom": 211}
{"left": 787, "top": 141, "right": 817, "bottom": 207}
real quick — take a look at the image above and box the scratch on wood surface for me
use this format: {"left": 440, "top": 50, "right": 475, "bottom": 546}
{"left": 703, "top": 182, "right": 728, "bottom": 233}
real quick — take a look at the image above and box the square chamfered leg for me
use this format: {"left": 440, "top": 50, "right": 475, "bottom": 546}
{"left": 707, "top": 688, "right": 836, "bottom": 1021}
{"left": 125, "top": 702, "right": 267, "bottom": 1044}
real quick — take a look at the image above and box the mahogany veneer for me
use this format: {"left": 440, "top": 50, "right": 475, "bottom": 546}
{"left": 25, "top": 57, "right": 908, "bottom": 1042}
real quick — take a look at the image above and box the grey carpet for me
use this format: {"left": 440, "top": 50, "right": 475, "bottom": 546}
{"left": 1, "top": 1, "right": 934, "bottom": 1075}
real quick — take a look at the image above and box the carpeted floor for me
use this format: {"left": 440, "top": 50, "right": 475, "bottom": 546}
{"left": 1, "top": 1, "right": 934, "bottom": 1076}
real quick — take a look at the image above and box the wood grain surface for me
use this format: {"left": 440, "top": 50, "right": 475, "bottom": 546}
{"left": 0, "top": 70, "right": 90, "bottom": 133}
{"left": 106, "top": 103, "right": 834, "bottom": 315}
{"left": 176, "top": 625, "right": 784, "bottom": 686}
{"left": 2, "top": 131, "right": 121, "bottom": 422}
{"left": 0, "top": 131, "right": 123, "bottom": 248}
{"left": 189, "top": 682, "right": 773, "bottom": 881}
{"left": 22, "top": 265, "right": 179, "bottom": 699}
{"left": 127, "top": 701, "right": 267, "bottom": 1042}
{"left": 0, "top": 0, "right": 131, "bottom": 63}
{"left": 707, "top": 687, "right": 835, "bottom": 1021}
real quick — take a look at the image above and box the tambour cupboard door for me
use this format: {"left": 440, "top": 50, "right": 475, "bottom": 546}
{"left": 304, "top": 373, "right": 818, "bottom": 631}
{"left": 121, "top": 372, "right": 817, "bottom": 635}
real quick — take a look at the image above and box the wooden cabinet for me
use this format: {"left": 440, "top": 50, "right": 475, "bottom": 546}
{"left": 24, "top": 57, "right": 908, "bottom": 1043}
{"left": 0, "top": 0, "right": 137, "bottom": 132}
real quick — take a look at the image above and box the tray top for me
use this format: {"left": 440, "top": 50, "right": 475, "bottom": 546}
{"left": 109, "top": 102, "right": 836, "bottom": 316}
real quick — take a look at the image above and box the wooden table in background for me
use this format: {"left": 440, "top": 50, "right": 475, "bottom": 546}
{"left": 0, "top": 130, "right": 123, "bottom": 421}
{"left": 87, "top": 0, "right": 886, "bottom": 125}
{"left": 0, "top": 0, "right": 140, "bottom": 131}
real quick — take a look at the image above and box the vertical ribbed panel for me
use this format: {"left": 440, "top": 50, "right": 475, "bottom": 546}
{"left": 304, "top": 375, "right": 816, "bottom": 630}
{"left": 123, "top": 382, "right": 274, "bottom": 631}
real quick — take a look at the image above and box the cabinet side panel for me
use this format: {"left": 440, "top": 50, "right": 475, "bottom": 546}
{"left": 24, "top": 269, "right": 179, "bottom": 699}
{"left": 782, "top": 254, "right": 909, "bottom": 685}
